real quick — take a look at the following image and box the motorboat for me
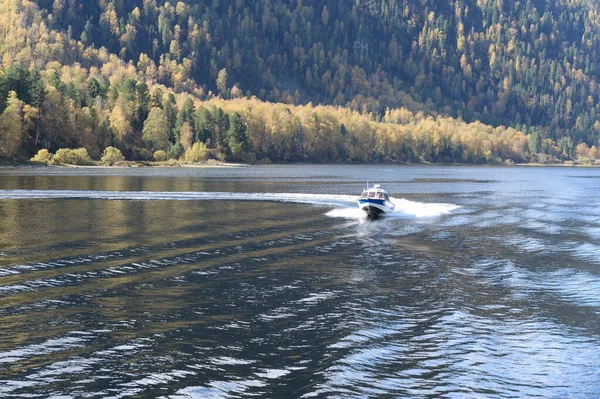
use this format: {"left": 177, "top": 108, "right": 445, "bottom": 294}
{"left": 357, "top": 184, "right": 395, "bottom": 217}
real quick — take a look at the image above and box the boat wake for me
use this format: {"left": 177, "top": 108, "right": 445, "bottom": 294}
{"left": 0, "top": 189, "right": 355, "bottom": 206}
{"left": 0, "top": 189, "right": 458, "bottom": 219}
{"left": 326, "top": 197, "right": 459, "bottom": 220}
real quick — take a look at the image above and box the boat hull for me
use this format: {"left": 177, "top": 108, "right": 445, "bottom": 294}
{"left": 357, "top": 199, "right": 395, "bottom": 217}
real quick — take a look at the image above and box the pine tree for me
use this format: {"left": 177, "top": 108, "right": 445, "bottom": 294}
{"left": 196, "top": 106, "right": 215, "bottom": 145}
{"left": 162, "top": 94, "right": 177, "bottom": 142}
{"left": 174, "top": 97, "right": 195, "bottom": 140}
{"left": 227, "top": 112, "right": 248, "bottom": 151}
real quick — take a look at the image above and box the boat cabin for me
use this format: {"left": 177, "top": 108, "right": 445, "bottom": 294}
{"left": 360, "top": 185, "right": 390, "bottom": 201}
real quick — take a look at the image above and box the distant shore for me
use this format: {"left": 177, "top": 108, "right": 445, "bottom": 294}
{"left": 1, "top": 160, "right": 599, "bottom": 169}
{"left": 0, "top": 160, "right": 250, "bottom": 169}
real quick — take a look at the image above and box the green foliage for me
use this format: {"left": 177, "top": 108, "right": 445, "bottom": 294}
{"left": 558, "top": 137, "right": 574, "bottom": 159}
{"left": 167, "top": 141, "right": 185, "bottom": 160}
{"left": 142, "top": 107, "right": 170, "bottom": 151}
{"left": 174, "top": 97, "right": 195, "bottom": 140}
{"left": 153, "top": 150, "right": 168, "bottom": 162}
{"left": 528, "top": 131, "right": 542, "bottom": 154}
{"left": 51, "top": 148, "right": 94, "bottom": 165}
{"left": 226, "top": 112, "right": 249, "bottom": 155}
{"left": 162, "top": 95, "right": 177, "bottom": 142}
{"left": 0, "top": 67, "right": 45, "bottom": 112}
{"left": 184, "top": 142, "right": 209, "bottom": 163}
{"left": 100, "top": 146, "right": 125, "bottom": 166}
{"left": 86, "top": 77, "right": 102, "bottom": 106}
{"left": 134, "top": 82, "right": 150, "bottom": 132}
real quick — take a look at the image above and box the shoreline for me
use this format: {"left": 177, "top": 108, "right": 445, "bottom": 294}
{"left": 1, "top": 160, "right": 599, "bottom": 169}
{"left": 0, "top": 161, "right": 250, "bottom": 169}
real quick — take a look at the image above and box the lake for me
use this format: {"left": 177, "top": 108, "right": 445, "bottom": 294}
{"left": 0, "top": 164, "right": 599, "bottom": 398}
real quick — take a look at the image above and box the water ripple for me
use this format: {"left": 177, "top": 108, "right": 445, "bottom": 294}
{"left": 2, "top": 166, "right": 600, "bottom": 398}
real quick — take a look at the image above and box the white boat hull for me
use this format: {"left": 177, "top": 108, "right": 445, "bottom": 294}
{"left": 357, "top": 199, "right": 395, "bottom": 217}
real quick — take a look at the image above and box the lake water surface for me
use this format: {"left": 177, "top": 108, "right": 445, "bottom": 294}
{"left": 0, "top": 165, "right": 599, "bottom": 398}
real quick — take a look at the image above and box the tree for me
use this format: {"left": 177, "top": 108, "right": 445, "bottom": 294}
{"left": 179, "top": 122, "right": 193, "bottom": 150}
{"left": 31, "top": 149, "right": 52, "bottom": 164}
{"left": 51, "top": 148, "right": 93, "bottom": 165}
{"left": 150, "top": 87, "right": 164, "bottom": 108}
{"left": 142, "top": 107, "right": 170, "bottom": 151}
{"left": 227, "top": 112, "right": 249, "bottom": 155}
{"left": 174, "top": 96, "right": 195, "bottom": 140}
{"left": 339, "top": 123, "right": 347, "bottom": 159}
{"left": 2, "top": 67, "right": 45, "bottom": 110}
{"left": 184, "top": 141, "right": 209, "bottom": 162}
{"left": 167, "top": 141, "right": 185, "bottom": 159}
{"left": 558, "top": 136, "right": 573, "bottom": 159}
{"left": 121, "top": 79, "right": 138, "bottom": 103}
{"left": 214, "top": 107, "right": 229, "bottom": 146}
{"left": 216, "top": 68, "right": 229, "bottom": 98}
{"left": 528, "top": 130, "right": 542, "bottom": 154}
{"left": 162, "top": 94, "right": 177, "bottom": 141}
{"left": 101, "top": 146, "right": 125, "bottom": 165}
{"left": 196, "top": 106, "right": 215, "bottom": 145}
{"left": 86, "top": 78, "right": 102, "bottom": 105}
{"left": 153, "top": 150, "right": 168, "bottom": 161}
{"left": 231, "top": 85, "right": 243, "bottom": 98}
{"left": 576, "top": 143, "right": 590, "bottom": 161}
{"left": 110, "top": 103, "right": 132, "bottom": 149}
{"left": 134, "top": 82, "right": 150, "bottom": 132}
{"left": 0, "top": 91, "right": 25, "bottom": 160}
{"left": 589, "top": 145, "right": 598, "bottom": 161}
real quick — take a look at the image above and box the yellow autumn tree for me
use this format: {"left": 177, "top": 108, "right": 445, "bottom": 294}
{"left": 0, "top": 91, "right": 25, "bottom": 160}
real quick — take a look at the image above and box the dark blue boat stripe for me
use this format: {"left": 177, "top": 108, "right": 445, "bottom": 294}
{"left": 358, "top": 199, "right": 385, "bottom": 205}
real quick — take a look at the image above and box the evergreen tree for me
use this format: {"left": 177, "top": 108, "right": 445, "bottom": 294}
{"left": 86, "top": 78, "right": 102, "bottom": 106}
{"left": 196, "top": 106, "right": 215, "bottom": 145}
{"left": 227, "top": 112, "right": 249, "bottom": 151}
{"left": 174, "top": 97, "right": 196, "bottom": 141}
{"left": 162, "top": 94, "right": 177, "bottom": 142}
{"left": 135, "top": 82, "right": 150, "bottom": 132}
{"left": 528, "top": 130, "right": 542, "bottom": 154}
{"left": 214, "top": 107, "right": 230, "bottom": 147}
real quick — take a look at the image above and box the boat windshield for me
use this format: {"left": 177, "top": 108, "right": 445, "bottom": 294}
{"left": 361, "top": 188, "right": 390, "bottom": 201}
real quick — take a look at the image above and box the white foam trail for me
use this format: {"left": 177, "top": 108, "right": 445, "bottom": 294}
{"left": 326, "top": 197, "right": 460, "bottom": 220}
{"left": 0, "top": 189, "right": 355, "bottom": 206}
{"left": 0, "top": 190, "right": 459, "bottom": 219}
{"left": 325, "top": 207, "right": 367, "bottom": 219}
{"left": 391, "top": 198, "right": 460, "bottom": 218}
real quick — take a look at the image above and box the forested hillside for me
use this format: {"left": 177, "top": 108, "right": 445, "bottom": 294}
{"left": 1, "top": 0, "right": 599, "bottom": 164}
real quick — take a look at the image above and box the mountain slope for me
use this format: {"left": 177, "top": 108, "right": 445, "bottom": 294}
{"left": 0, "top": 0, "right": 598, "bottom": 164}
{"left": 31, "top": 0, "right": 600, "bottom": 144}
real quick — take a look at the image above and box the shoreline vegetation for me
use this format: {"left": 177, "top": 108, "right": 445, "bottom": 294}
{"left": 2, "top": 74, "right": 600, "bottom": 167}
{"left": 4, "top": 95, "right": 600, "bottom": 169}
{"left": 2, "top": 157, "right": 598, "bottom": 169}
